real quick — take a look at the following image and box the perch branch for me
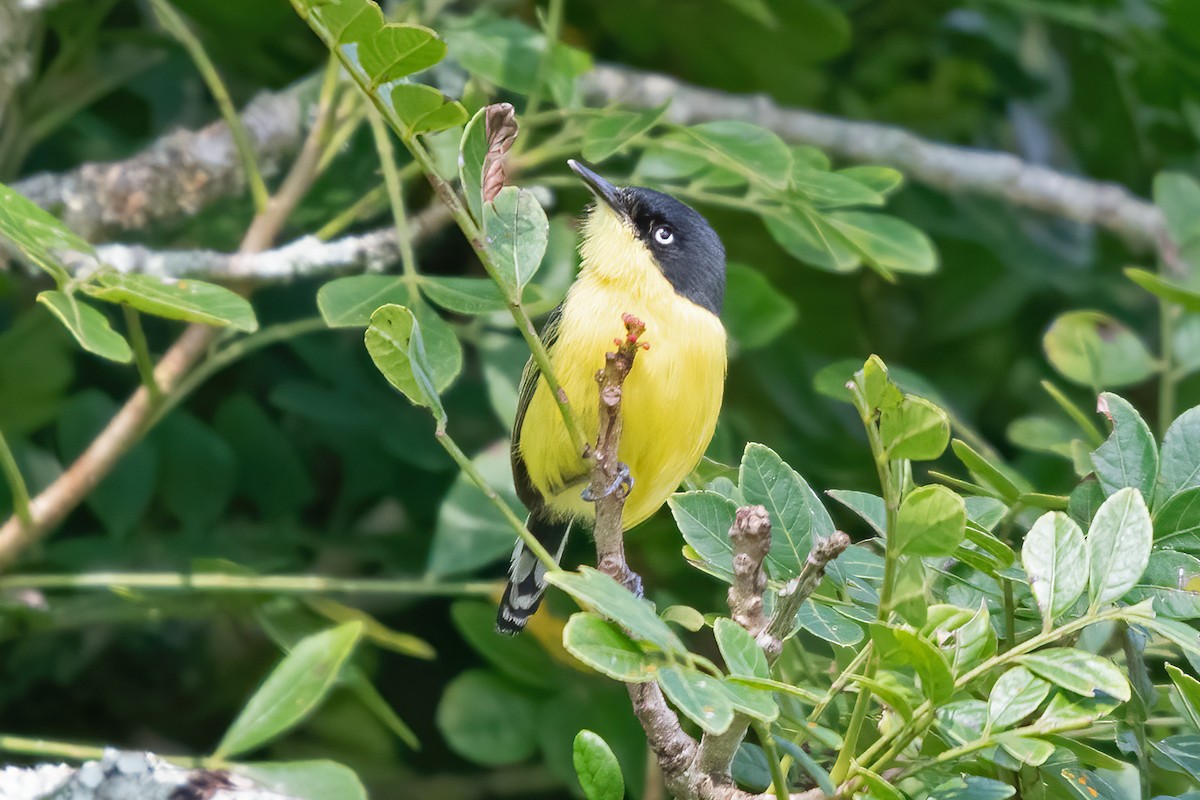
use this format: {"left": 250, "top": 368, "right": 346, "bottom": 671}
{"left": 587, "top": 317, "right": 824, "bottom": 800}
{"left": 0, "top": 68, "right": 339, "bottom": 569}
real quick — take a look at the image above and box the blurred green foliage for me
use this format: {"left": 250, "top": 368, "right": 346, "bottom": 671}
{"left": 1, "top": 0, "right": 1200, "bottom": 798}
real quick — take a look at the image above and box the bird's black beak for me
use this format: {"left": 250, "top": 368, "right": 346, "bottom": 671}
{"left": 568, "top": 159, "right": 630, "bottom": 221}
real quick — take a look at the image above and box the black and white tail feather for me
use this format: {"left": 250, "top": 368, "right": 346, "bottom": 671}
{"left": 495, "top": 516, "right": 571, "bottom": 635}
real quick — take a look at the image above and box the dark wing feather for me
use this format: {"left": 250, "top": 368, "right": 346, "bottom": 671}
{"left": 511, "top": 303, "right": 564, "bottom": 512}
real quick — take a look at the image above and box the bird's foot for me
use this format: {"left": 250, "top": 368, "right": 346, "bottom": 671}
{"left": 581, "top": 461, "right": 633, "bottom": 502}
{"left": 622, "top": 570, "right": 644, "bottom": 599}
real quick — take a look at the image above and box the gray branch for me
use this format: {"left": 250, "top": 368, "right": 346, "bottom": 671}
{"left": 580, "top": 64, "right": 1164, "bottom": 248}
{"left": 10, "top": 64, "right": 1163, "bottom": 253}
{"left": 13, "top": 80, "right": 316, "bottom": 241}
{"left": 78, "top": 204, "right": 452, "bottom": 283}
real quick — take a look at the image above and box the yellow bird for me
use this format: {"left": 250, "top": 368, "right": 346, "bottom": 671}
{"left": 497, "top": 160, "right": 728, "bottom": 634}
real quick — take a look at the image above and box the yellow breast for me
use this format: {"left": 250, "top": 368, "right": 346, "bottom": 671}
{"left": 517, "top": 210, "right": 727, "bottom": 529}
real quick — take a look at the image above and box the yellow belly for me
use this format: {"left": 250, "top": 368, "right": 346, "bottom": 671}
{"left": 518, "top": 272, "right": 727, "bottom": 529}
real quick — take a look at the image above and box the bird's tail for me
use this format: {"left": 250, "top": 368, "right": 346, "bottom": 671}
{"left": 496, "top": 516, "right": 572, "bottom": 635}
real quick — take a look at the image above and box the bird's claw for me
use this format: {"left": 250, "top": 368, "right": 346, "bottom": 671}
{"left": 623, "top": 570, "right": 644, "bottom": 599}
{"left": 581, "top": 461, "right": 634, "bottom": 502}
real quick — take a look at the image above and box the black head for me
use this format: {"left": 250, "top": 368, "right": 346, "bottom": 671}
{"left": 569, "top": 160, "right": 726, "bottom": 316}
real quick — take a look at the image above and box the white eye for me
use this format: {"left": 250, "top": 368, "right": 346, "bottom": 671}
{"left": 653, "top": 225, "right": 674, "bottom": 245}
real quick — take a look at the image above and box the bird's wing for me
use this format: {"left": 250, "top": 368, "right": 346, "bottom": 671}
{"left": 511, "top": 303, "right": 564, "bottom": 512}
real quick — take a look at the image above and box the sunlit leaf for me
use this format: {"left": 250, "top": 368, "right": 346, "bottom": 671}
{"left": 1022, "top": 511, "right": 1088, "bottom": 625}
{"left": 547, "top": 567, "right": 685, "bottom": 654}
{"left": 1017, "top": 648, "right": 1130, "bottom": 702}
{"left": 656, "top": 665, "right": 735, "bottom": 734}
{"left": 573, "top": 730, "right": 624, "bottom": 800}
{"left": 86, "top": 272, "right": 257, "bottom": 331}
{"left": 484, "top": 186, "right": 549, "bottom": 298}
{"left": 563, "top": 612, "right": 657, "bottom": 683}
{"left": 1086, "top": 487, "right": 1152, "bottom": 610}
{"left": 37, "top": 290, "right": 132, "bottom": 363}
{"left": 739, "top": 443, "right": 836, "bottom": 579}
{"left": 1091, "top": 392, "right": 1158, "bottom": 501}
{"left": 1043, "top": 311, "right": 1157, "bottom": 389}
{"left": 215, "top": 622, "right": 363, "bottom": 759}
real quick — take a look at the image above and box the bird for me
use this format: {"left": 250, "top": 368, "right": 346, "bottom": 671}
{"left": 496, "top": 159, "right": 728, "bottom": 634}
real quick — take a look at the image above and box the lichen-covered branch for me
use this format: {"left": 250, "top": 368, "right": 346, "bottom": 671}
{"left": 81, "top": 203, "right": 451, "bottom": 283}
{"left": 12, "top": 80, "right": 314, "bottom": 241}
{"left": 0, "top": 749, "right": 299, "bottom": 800}
{"left": 580, "top": 65, "right": 1163, "bottom": 248}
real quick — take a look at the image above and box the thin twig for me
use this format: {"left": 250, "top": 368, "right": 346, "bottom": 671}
{"left": 0, "top": 571, "right": 497, "bottom": 596}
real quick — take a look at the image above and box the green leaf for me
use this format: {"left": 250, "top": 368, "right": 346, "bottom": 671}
{"left": 1007, "top": 414, "right": 1080, "bottom": 459}
{"left": 796, "top": 600, "right": 864, "bottom": 645}
{"left": 763, "top": 207, "right": 860, "bottom": 272}
{"left": 1022, "top": 511, "right": 1088, "bottom": 625}
{"left": 661, "top": 605, "right": 705, "bottom": 632}
{"left": 573, "top": 730, "right": 624, "bottom": 800}
{"left": 952, "top": 439, "right": 1024, "bottom": 501}
{"left": 563, "top": 612, "right": 658, "bottom": 682}
{"left": 1151, "top": 734, "right": 1200, "bottom": 782}
{"left": 1016, "top": 648, "right": 1131, "bottom": 702}
{"left": 1158, "top": 406, "right": 1200, "bottom": 506}
{"left": 790, "top": 165, "right": 884, "bottom": 208}
{"left": 236, "top": 761, "right": 366, "bottom": 800}
{"left": 669, "top": 490, "right": 739, "bottom": 582}
{"left": 484, "top": 186, "right": 549, "bottom": 298}
{"left": 687, "top": 121, "right": 791, "bottom": 189}
{"left": 895, "top": 484, "right": 966, "bottom": 557}
{"left": 418, "top": 275, "right": 508, "bottom": 314}
{"left": 364, "top": 303, "right": 447, "bottom": 425}
{"left": 86, "top": 272, "right": 257, "bottom": 331}
{"left": 37, "top": 290, "right": 132, "bottom": 363}
{"left": 58, "top": 390, "right": 157, "bottom": 537}
{"left": 1155, "top": 486, "right": 1200, "bottom": 552}
{"left": 739, "top": 443, "right": 836, "bottom": 579}
{"left": 389, "top": 84, "right": 467, "bottom": 134}
{"left": 870, "top": 623, "right": 954, "bottom": 703}
{"left": 827, "top": 490, "right": 886, "bottom": 537}
{"left": 214, "top": 394, "right": 314, "bottom": 518}
{"left": 358, "top": 23, "right": 446, "bottom": 87}
{"left": 215, "top": 622, "right": 363, "bottom": 759}
{"left": 721, "top": 679, "right": 778, "bottom": 722}
{"left": 1035, "top": 693, "right": 1121, "bottom": 727}
{"left": 428, "top": 446, "right": 522, "bottom": 576}
{"left": 828, "top": 211, "right": 938, "bottom": 276}
{"left": 853, "top": 765, "right": 905, "bottom": 800}
{"left": 714, "top": 617, "right": 768, "bottom": 679}
{"left": 880, "top": 395, "right": 950, "bottom": 460}
{"left": 547, "top": 567, "right": 686, "bottom": 654}
{"left": 305, "top": 597, "right": 433, "bottom": 659}
{"left": 1091, "top": 392, "right": 1158, "bottom": 501}
{"left": 656, "top": 665, "right": 735, "bottom": 734}
{"left": 988, "top": 666, "right": 1051, "bottom": 729}
{"left": 723, "top": 262, "right": 798, "bottom": 351}
{"left": 1167, "top": 663, "right": 1200, "bottom": 732}
{"left": 996, "top": 733, "right": 1054, "bottom": 766}
{"left": 0, "top": 181, "right": 93, "bottom": 285}
{"left": 154, "top": 411, "right": 235, "bottom": 531}
{"left": 1125, "top": 549, "right": 1200, "bottom": 619}
{"left": 582, "top": 103, "right": 669, "bottom": 163}
{"left": 0, "top": 309, "right": 74, "bottom": 436}
{"left": 1155, "top": 172, "right": 1200, "bottom": 247}
{"left": 1043, "top": 311, "right": 1157, "bottom": 389}
{"left": 436, "top": 669, "right": 538, "bottom": 766}
{"left": 317, "top": 274, "right": 408, "bottom": 327}
{"left": 838, "top": 166, "right": 904, "bottom": 197}
{"left": 442, "top": 15, "right": 588, "bottom": 96}
{"left": 306, "top": 0, "right": 383, "bottom": 43}
{"left": 1086, "top": 487, "right": 1152, "bottom": 610}
{"left": 1125, "top": 267, "right": 1200, "bottom": 312}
